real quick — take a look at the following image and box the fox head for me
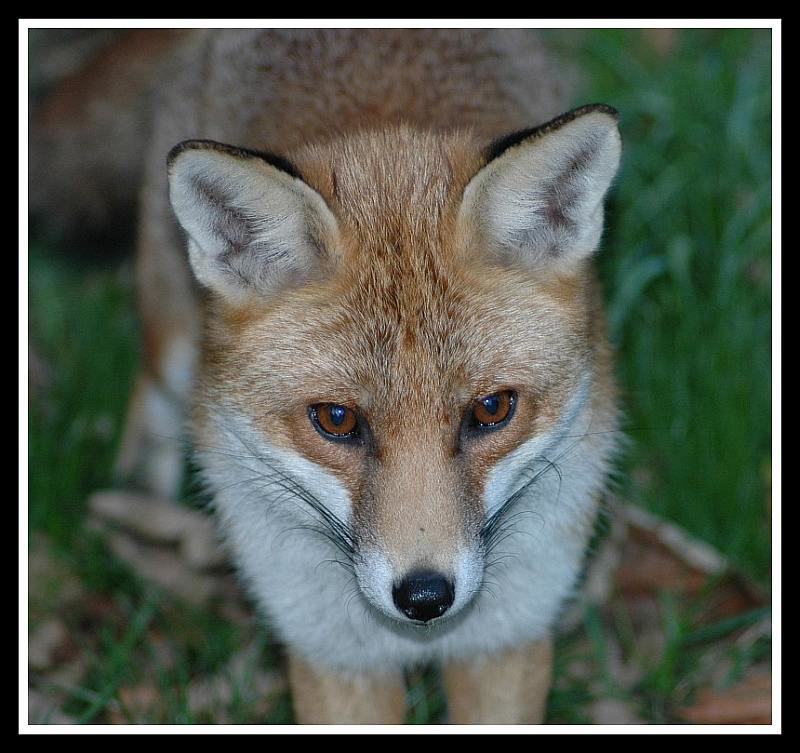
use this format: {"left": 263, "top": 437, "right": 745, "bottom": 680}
{"left": 167, "top": 104, "right": 621, "bottom": 626}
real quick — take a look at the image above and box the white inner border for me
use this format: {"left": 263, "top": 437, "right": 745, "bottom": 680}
{"left": 19, "top": 17, "right": 781, "bottom": 735}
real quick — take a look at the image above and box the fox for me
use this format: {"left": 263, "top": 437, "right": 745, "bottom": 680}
{"left": 35, "top": 28, "right": 622, "bottom": 724}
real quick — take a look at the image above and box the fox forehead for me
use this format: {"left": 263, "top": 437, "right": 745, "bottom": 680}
{"left": 207, "top": 242, "right": 591, "bottom": 431}
{"left": 290, "top": 125, "right": 483, "bottom": 251}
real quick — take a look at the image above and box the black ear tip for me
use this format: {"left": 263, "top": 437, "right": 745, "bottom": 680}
{"left": 579, "top": 103, "right": 620, "bottom": 121}
{"left": 486, "top": 103, "right": 620, "bottom": 163}
{"left": 165, "top": 139, "right": 302, "bottom": 180}
{"left": 166, "top": 140, "right": 202, "bottom": 168}
{"left": 166, "top": 139, "right": 242, "bottom": 169}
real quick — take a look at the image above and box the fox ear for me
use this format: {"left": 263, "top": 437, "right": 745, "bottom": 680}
{"left": 167, "top": 140, "right": 339, "bottom": 301}
{"left": 459, "top": 104, "right": 621, "bottom": 269}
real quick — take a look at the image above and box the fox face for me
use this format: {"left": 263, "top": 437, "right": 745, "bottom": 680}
{"left": 168, "top": 105, "right": 621, "bottom": 630}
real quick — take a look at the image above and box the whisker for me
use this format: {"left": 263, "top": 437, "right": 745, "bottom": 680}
{"left": 199, "top": 410, "right": 359, "bottom": 569}
{"left": 480, "top": 407, "right": 606, "bottom": 572}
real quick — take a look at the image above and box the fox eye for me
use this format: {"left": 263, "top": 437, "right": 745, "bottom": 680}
{"left": 309, "top": 403, "right": 360, "bottom": 441}
{"left": 470, "top": 390, "right": 516, "bottom": 431}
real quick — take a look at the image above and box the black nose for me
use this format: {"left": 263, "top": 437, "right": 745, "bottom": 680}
{"left": 392, "top": 570, "right": 455, "bottom": 622}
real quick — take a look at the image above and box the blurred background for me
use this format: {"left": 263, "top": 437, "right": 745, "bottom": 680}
{"left": 27, "top": 27, "right": 773, "bottom": 725}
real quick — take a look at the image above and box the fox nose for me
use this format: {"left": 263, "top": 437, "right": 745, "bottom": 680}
{"left": 392, "top": 570, "right": 455, "bottom": 622}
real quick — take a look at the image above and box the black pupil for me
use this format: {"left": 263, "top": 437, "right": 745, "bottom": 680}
{"left": 329, "top": 405, "right": 347, "bottom": 427}
{"left": 481, "top": 396, "right": 500, "bottom": 416}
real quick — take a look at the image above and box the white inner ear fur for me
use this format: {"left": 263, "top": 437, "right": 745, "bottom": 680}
{"left": 168, "top": 146, "right": 339, "bottom": 302}
{"left": 459, "top": 109, "right": 621, "bottom": 268}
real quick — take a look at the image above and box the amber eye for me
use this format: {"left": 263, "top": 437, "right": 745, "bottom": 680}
{"left": 470, "top": 390, "right": 516, "bottom": 430}
{"left": 309, "top": 403, "right": 360, "bottom": 440}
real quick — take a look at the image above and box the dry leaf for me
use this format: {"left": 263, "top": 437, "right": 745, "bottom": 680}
{"left": 100, "top": 528, "right": 229, "bottom": 606}
{"left": 587, "top": 698, "right": 645, "bottom": 725}
{"left": 28, "top": 619, "right": 69, "bottom": 671}
{"left": 678, "top": 672, "right": 772, "bottom": 725}
{"left": 88, "top": 490, "right": 229, "bottom": 572}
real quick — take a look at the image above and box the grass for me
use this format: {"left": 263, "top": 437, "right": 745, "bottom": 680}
{"left": 551, "top": 28, "right": 772, "bottom": 581}
{"left": 27, "top": 28, "right": 773, "bottom": 724}
{"left": 28, "top": 249, "right": 139, "bottom": 548}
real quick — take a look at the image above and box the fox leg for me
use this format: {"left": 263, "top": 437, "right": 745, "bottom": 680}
{"left": 287, "top": 652, "right": 407, "bottom": 724}
{"left": 442, "top": 637, "right": 553, "bottom": 724}
{"left": 114, "top": 167, "right": 201, "bottom": 500}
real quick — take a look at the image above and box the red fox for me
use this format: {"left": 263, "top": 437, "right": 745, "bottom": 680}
{"left": 35, "top": 28, "right": 622, "bottom": 724}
